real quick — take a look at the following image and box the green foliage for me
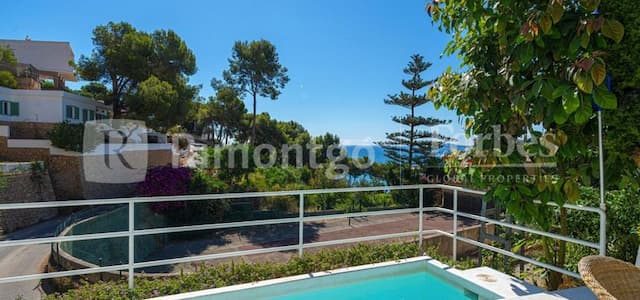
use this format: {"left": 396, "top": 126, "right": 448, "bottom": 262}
{"left": 594, "top": 1, "right": 640, "bottom": 189}
{"left": 77, "top": 22, "right": 197, "bottom": 121}
{"left": 216, "top": 39, "right": 290, "bottom": 144}
{"left": 567, "top": 187, "right": 640, "bottom": 265}
{"left": 377, "top": 54, "right": 451, "bottom": 174}
{"left": 125, "top": 76, "right": 180, "bottom": 130}
{"left": 0, "top": 70, "right": 17, "bottom": 89}
{"left": 238, "top": 112, "right": 288, "bottom": 146}
{"left": 0, "top": 45, "right": 17, "bottom": 64}
{"left": 77, "top": 82, "right": 111, "bottom": 102}
{"left": 46, "top": 243, "right": 424, "bottom": 300}
{"left": 600, "top": 0, "right": 640, "bottom": 92}
{"left": 48, "top": 122, "right": 88, "bottom": 152}
{"left": 203, "top": 144, "right": 256, "bottom": 189}
{"left": 205, "top": 87, "right": 247, "bottom": 144}
{"left": 428, "top": 0, "right": 624, "bottom": 289}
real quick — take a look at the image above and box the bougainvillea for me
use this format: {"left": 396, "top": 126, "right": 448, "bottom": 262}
{"left": 136, "top": 166, "right": 192, "bottom": 213}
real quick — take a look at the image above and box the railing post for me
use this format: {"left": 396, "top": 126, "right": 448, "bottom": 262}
{"left": 298, "top": 193, "right": 304, "bottom": 257}
{"left": 128, "top": 199, "right": 134, "bottom": 291}
{"left": 599, "top": 206, "right": 607, "bottom": 256}
{"left": 452, "top": 189, "right": 458, "bottom": 264}
{"left": 418, "top": 188, "right": 424, "bottom": 250}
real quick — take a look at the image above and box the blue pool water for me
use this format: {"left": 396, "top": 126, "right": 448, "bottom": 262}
{"left": 187, "top": 260, "right": 496, "bottom": 300}
{"left": 267, "top": 270, "right": 477, "bottom": 300}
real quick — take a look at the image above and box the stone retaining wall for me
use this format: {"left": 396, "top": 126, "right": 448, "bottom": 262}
{"left": 0, "top": 169, "right": 57, "bottom": 233}
{"left": 2, "top": 147, "right": 50, "bottom": 162}
{"left": 0, "top": 121, "right": 56, "bottom": 139}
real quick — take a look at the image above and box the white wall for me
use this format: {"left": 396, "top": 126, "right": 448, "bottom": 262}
{"left": 0, "top": 87, "right": 63, "bottom": 122}
{"left": 0, "top": 86, "right": 112, "bottom": 124}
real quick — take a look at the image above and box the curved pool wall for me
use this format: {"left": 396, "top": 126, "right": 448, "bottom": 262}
{"left": 60, "top": 205, "right": 168, "bottom": 266}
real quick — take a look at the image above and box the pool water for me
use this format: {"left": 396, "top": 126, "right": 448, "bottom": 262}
{"left": 268, "top": 269, "right": 478, "bottom": 300}
{"left": 181, "top": 260, "right": 497, "bottom": 300}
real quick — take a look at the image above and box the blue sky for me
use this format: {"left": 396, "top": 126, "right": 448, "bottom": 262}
{"left": 1, "top": 0, "right": 469, "bottom": 145}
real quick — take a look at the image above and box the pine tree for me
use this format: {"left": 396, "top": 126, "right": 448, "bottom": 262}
{"left": 377, "top": 54, "right": 451, "bottom": 173}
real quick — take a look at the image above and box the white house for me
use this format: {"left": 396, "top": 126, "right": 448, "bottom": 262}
{"left": 0, "top": 38, "right": 111, "bottom": 137}
{"left": 0, "top": 87, "right": 110, "bottom": 124}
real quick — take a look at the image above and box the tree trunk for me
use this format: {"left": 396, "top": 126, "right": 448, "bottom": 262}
{"left": 111, "top": 80, "right": 121, "bottom": 119}
{"left": 251, "top": 93, "right": 257, "bottom": 145}
{"left": 408, "top": 89, "right": 416, "bottom": 180}
{"left": 545, "top": 208, "right": 568, "bottom": 290}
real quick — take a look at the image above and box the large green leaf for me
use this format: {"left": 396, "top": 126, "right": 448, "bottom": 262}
{"left": 590, "top": 61, "right": 606, "bottom": 85}
{"left": 602, "top": 19, "right": 625, "bottom": 43}
{"left": 539, "top": 14, "right": 552, "bottom": 34}
{"left": 573, "top": 71, "right": 593, "bottom": 94}
{"left": 553, "top": 107, "right": 569, "bottom": 124}
{"left": 549, "top": 2, "right": 564, "bottom": 23}
{"left": 573, "top": 103, "right": 592, "bottom": 125}
{"left": 592, "top": 85, "right": 617, "bottom": 109}
{"left": 552, "top": 84, "right": 570, "bottom": 100}
{"left": 562, "top": 90, "right": 580, "bottom": 114}
{"left": 581, "top": 0, "right": 601, "bottom": 11}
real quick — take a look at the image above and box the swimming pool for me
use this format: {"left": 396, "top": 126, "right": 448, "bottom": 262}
{"left": 151, "top": 257, "right": 501, "bottom": 300}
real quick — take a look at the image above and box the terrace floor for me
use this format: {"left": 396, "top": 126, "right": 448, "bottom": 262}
{"left": 142, "top": 211, "right": 477, "bottom": 273}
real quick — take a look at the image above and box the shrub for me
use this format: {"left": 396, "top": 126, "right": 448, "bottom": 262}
{"left": 567, "top": 187, "right": 640, "bottom": 266}
{"left": 46, "top": 243, "right": 429, "bottom": 300}
{"left": 49, "top": 122, "right": 87, "bottom": 152}
{"left": 136, "top": 166, "right": 192, "bottom": 213}
{"left": 188, "top": 170, "right": 230, "bottom": 221}
{"left": 0, "top": 70, "right": 17, "bottom": 88}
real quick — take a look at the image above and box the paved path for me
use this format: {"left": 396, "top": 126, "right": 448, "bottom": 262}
{"left": 0, "top": 218, "right": 63, "bottom": 300}
{"left": 143, "top": 211, "right": 476, "bottom": 273}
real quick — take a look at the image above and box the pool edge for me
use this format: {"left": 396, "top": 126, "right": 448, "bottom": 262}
{"left": 147, "top": 256, "right": 503, "bottom": 300}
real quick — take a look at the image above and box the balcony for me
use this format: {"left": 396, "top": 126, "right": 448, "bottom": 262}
{"left": 0, "top": 184, "right": 604, "bottom": 299}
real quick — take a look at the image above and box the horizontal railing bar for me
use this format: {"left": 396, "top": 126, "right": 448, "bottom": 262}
{"left": 134, "top": 218, "right": 300, "bottom": 236}
{"left": 0, "top": 264, "right": 129, "bottom": 284}
{"left": 0, "top": 230, "right": 130, "bottom": 248}
{"left": 0, "top": 185, "right": 600, "bottom": 213}
{"left": 454, "top": 235, "right": 581, "bottom": 279}
{"left": 302, "top": 231, "right": 421, "bottom": 248}
{"left": 133, "top": 245, "right": 300, "bottom": 269}
{"left": 0, "top": 208, "right": 431, "bottom": 248}
{"left": 0, "top": 184, "right": 459, "bottom": 210}
{"left": 303, "top": 208, "right": 420, "bottom": 222}
{"left": 453, "top": 211, "right": 600, "bottom": 249}
{"left": 0, "top": 199, "right": 130, "bottom": 210}
{"left": 533, "top": 200, "right": 605, "bottom": 215}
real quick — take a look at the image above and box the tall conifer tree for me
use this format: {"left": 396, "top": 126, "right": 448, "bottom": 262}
{"left": 377, "top": 54, "right": 451, "bottom": 173}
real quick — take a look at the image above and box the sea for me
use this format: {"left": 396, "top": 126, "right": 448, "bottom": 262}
{"left": 343, "top": 143, "right": 469, "bottom": 164}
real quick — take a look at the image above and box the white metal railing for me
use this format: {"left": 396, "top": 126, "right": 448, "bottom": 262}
{"left": 0, "top": 184, "right": 606, "bottom": 290}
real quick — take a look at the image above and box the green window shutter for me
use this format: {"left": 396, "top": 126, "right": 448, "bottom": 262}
{"left": 66, "top": 105, "right": 72, "bottom": 119}
{"left": 82, "top": 109, "right": 88, "bottom": 121}
{"left": 74, "top": 106, "right": 80, "bottom": 120}
{"left": 10, "top": 102, "right": 19, "bottom": 116}
{"left": 89, "top": 110, "right": 95, "bottom": 120}
{"left": 0, "top": 101, "right": 6, "bottom": 115}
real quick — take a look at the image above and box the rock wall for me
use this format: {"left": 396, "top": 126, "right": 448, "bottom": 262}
{"left": 0, "top": 169, "right": 57, "bottom": 233}
{"left": 0, "top": 121, "right": 56, "bottom": 139}
{"left": 48, "top": 150, "right": 173, "bottom": 200}
{"left": 2, "top": 147, "right": 50, "bottom": 162}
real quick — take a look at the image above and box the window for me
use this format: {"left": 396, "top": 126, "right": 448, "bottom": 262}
{"left": 65, "top": 105, "right": 80, "bottom": 120}
{"left": 0, "top": 100, "right": 19, "bottom": 116}
{"left": 82, "top": 109, "right": 97, "bottom": 122}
